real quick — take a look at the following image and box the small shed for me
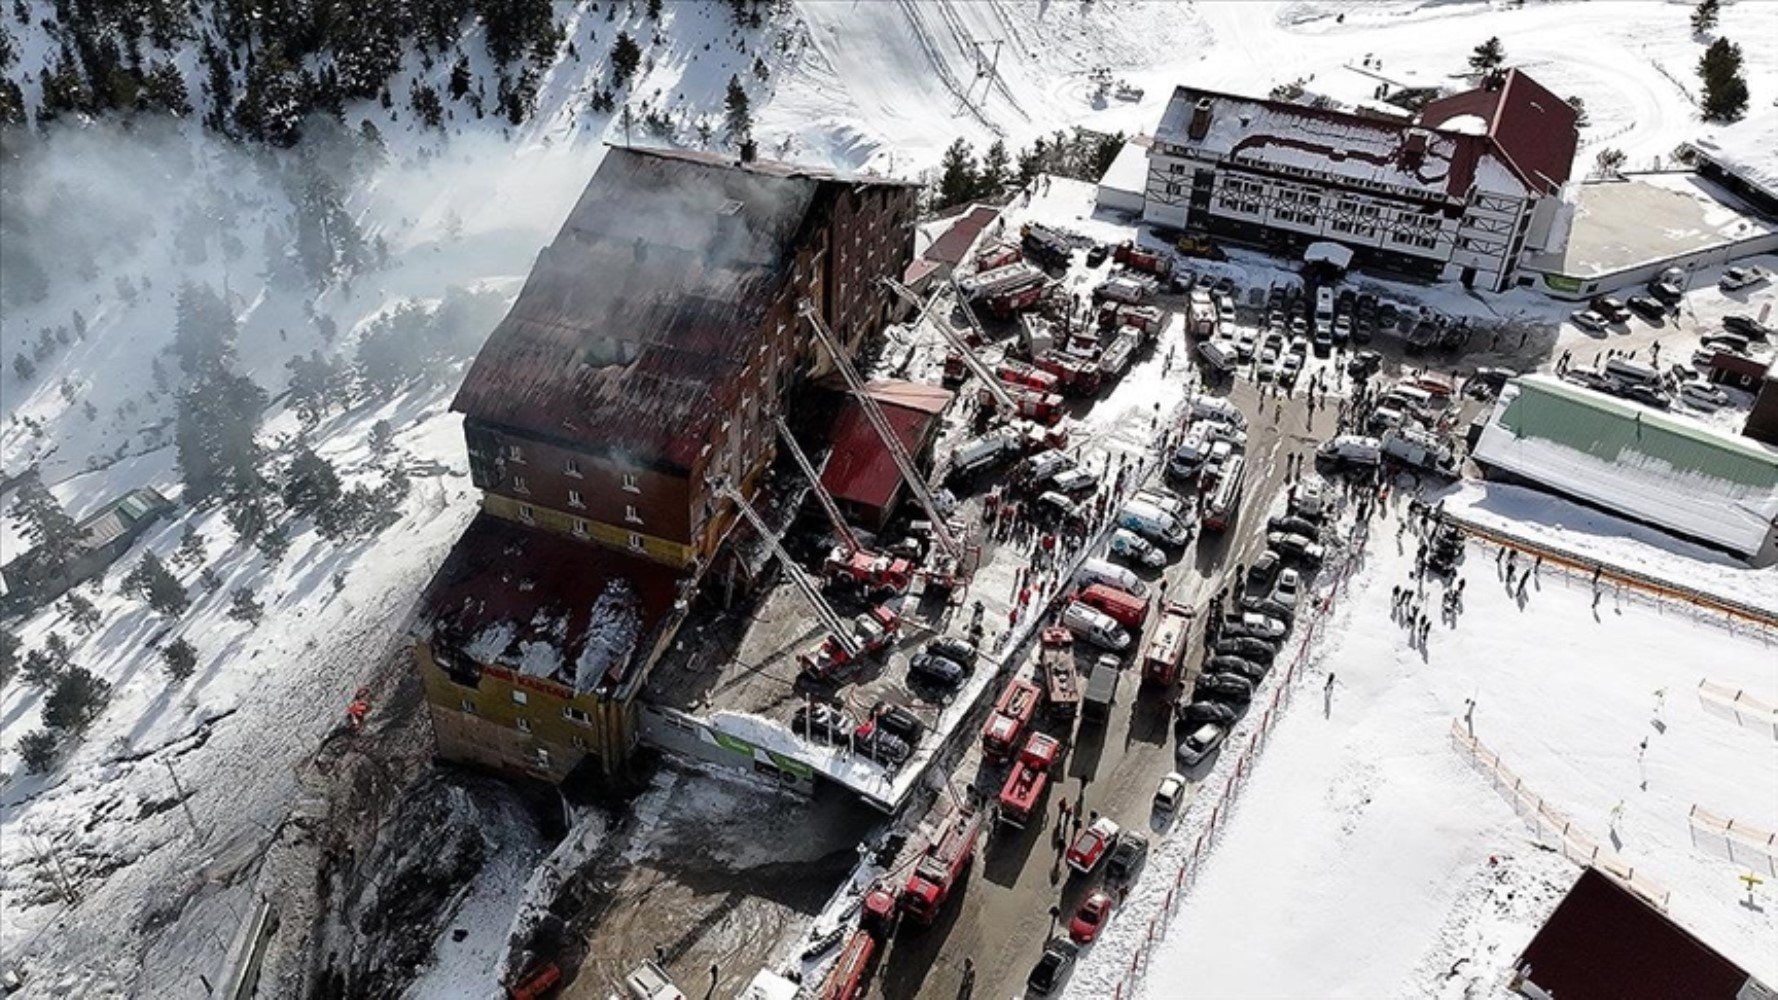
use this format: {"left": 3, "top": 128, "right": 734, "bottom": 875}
{"left": 819, "top": 381, "right": 954, "bottom": 529}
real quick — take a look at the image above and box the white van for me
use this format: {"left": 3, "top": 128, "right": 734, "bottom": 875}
{"left": 1382, "top": 427, "right": 1455, "bottom": 473}
{"left": 1317, "top": 434, "right": 1383, "bottom": 467}
{"left": 1604, "top": 356, "right": 1659, "bottom": 387}
{"left": 1075, "top": 557, "right": 1148, "bottom": 598}
{"left": 1199, "top": 339, "right": 1238, "bottom": 374}
{"left": 1062, "top": 600, "right": 1132, "bottom": 652}
{"left": 1189, "top": 393, "right": 1247, "bottom": 429}
{"left": 1170, "top": 424, "right": 1214, "bottom": 479}
{"left": 1134, "top": 487, "right": 1191, "bottom": 520}
{"left": 1315, "top": 286, "right": 1335, "bottom": 321}
{"left": 1119, "top": 498, "right": 1191, "bottom": 546}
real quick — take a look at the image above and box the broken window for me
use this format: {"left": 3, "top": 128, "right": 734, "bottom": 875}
{"left": 628, "top": 532, "right": 645, "bottom": 552}
{"left": 622, "top": 472, "right": 640, "bottom": 494}
{"left": 568, "top": 489, "right": 585, "bottom": 508}
{"left": 564, "top": 458, "right": 582, "bottom": 478}
{"left": 507, "top": 445, "right": 525, "bottom": 464}
{"left": 516, "top": 717, "right": 532, "bottom": 734}
{"left": 564, "top": 705, "right": 591, "bottom": 726}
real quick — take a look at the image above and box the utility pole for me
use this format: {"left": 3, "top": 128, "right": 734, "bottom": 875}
{"left": 164, "top": 759, "right": 206, "bottom": 844}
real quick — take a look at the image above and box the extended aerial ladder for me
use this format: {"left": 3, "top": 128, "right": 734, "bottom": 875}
{"left": 710, "top": 477, "right": 860, "bottom": 657}
{"left": 798, "top": 301, "right": 963, "bottom": 563}
{"left": 774, "top": 416, "right": 862, "bottom": 557}
{"left": 880, "top": 276, "right": 1017, "bottom": 414}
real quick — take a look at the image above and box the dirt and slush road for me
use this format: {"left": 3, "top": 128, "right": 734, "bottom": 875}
{"left": 873, "top": 378, "right": 1322, "bottom": 1000}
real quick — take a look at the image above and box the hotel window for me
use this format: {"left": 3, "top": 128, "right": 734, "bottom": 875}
{"left": 564, "top": 458, "right": 581, "bottom": 478}
{"left": 518, "top": 504, "right": 535, "bottom": 524}
{"left": 460, "top": 699, "right": 476, "bottom": 714}
{"left": 572, "top": 518, "right": 589, "bottom": 537}
{"left": 628, "top": 532, "right": 646, "bottom": 552}
{"left": 516, "top": 717, "right": 532, "bottom": 734}
{"left": 625, "top": 504, "right": 643, "bottom": 525}
{"left": 623, "top": 473, "right": 640, "bottom": 494}
{"left": 512, "top": 475, "right": 529, "bottom": 495}
{"left": 506, "top": 444, "right": 525, "bottom": 464}
{"left": 564, "top": 706, "right": 591, "bottom": 726}
{"left": 511, "top": 690, "right": 528, "bottom": 706}
{"left": 572, "top": 736, "right": 588, "bottom": 750}
{"left": 568, "top": 489, "right": 585, "bottom": 508}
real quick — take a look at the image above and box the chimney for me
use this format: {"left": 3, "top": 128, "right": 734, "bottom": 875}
{"left": 1401, "top": 128, "right": 1430, "bottom": 170}
{"left": 1188, "top": 98, "right": 1213, "bottom": 141}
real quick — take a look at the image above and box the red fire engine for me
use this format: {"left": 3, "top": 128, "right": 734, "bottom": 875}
{"left": 997, "top": 732, "right": 1063, "bottom": 827}
{"left": 817, "top": 884, "right": 899, "bottom": 1000}
{"left": 899, "top": 805, "right": 984, "bottom": 924}
{"left": 980, "top": 678, "right": 1044, "bottom": 759}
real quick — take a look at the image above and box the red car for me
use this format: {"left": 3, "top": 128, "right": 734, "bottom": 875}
{"left": 1069, "top": 890, "right": 1115, "bottom": 944}
{"left": 1065, "top": 816, "right": 1120, "bottom": 874}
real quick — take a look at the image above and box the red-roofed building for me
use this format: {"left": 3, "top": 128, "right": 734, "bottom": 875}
{"left": 1141, "top": 69, "right": 1577, "bottom": 292}
{"left": 1509, "top": 867, "right": 1768, "bottom": 1000}
{"left": 819, "top": 381, "right": 954, "bottom": 528}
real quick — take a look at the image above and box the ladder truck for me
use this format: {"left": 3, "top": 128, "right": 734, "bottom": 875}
{"left": 880, "top": 276, "right": 1017, "bottom": 416}
{"left": 799, "top": 301, "right": 972, "bottom": 588}
{"left": 774, "top": 418, "right": 914, "bottom": 598}
{"left": 708, "top": 478, "right": 886, "bottom": 681}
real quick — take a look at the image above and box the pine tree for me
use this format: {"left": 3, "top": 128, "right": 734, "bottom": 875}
{"left": 611, "top": 31, "right": 642, "bottom": 89}
{"left": 647, "top": 0, "right": 662, "bottom": 19}
{"left": 12, "top": 475, "right": 84, "bottom": 573}
{"left": 449, "top": 55, "right": 473, "bottom": 100}
{"left": 937, "top": 138, "right": 979, "bottom": 209}
{"left": 724, "top": 74, "right": 752, "bottom": 143}
{"left": 1698, "top": 37, "right": 1749, "bottom": 123}
{"left": 0, "top": 629, "right": 17, "bottom": 687}
{"left": 43, "top": 666, "right": 110, "bottom": 731}
{"left": 172, "top": 283, "right": 238, "bottom": 377}
{"left": 229, "top": 587, "right": 266, "bottom": 626}
{"left": 978, "top": 140, "right": 1011, "bottom": 198}
{"left": 160, "top": 638, "right": 198, "bottom": 681}
{"left": 62, "top": 591, "right": 102, "bottom": 634}
{"left": 282, "top": 445, "right": 344, "bottom": 523}
{"left": 18, "top": 730, "right": 59, "bottom": 773}
{"left": 15, "top": 352, "right": 38, "bottom": 383}
{"left": 1691, "top": 0, "right": 1720, "bottom": 34}
{"left": 1469, "top": 37, "right": 1506, "bottom": 72}
{"left": 285, "top": 351, "right": 340, "bottom": 427}
{"left": 123, "top": 551, "right": 189, "bottom": 616}
{"left": 369, "top": 420, "right": 396, "bottom": 457}
{"left": 176, "top": 524, "right": 208, "bottom": 569}
{"left": 256, "top": 524, "right": 292, "bottom": 562}
{"left": 21, "top": 648, "right": 61, "bottom": 688}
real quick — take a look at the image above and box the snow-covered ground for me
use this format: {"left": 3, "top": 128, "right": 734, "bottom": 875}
{"left": 4, "top": 0, "right": 1777, "bottom": 994}
{"left": 1067, "top": 490, "right": 1778, "bottom": 999}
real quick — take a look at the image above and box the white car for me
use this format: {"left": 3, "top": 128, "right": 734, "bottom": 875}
{"left": 1109, "top": 528, "right": 1167, "bottom": 568}
{"left": 1271, "top": 568, "right": 1302, "bottom": 610}
{"left": 1680, "top": 382, "right": 1729, "bottom": 411}
{"left": 1154, "top": 772, "right": 1187, "bottom": 813}
{"left": 1570, "top": 309, "right": 1608, "bottom": 332}
{"left": 1718, "top": 266, "right": 1769, "bottom": 292}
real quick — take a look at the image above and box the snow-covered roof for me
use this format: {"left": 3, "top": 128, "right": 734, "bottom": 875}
{"left": 1304, "top": 241, "right": 1354, "bottom": 268}
{"left": 1472, "top": 376, "right": 1778, "bottom": 558}
{"left": 1687, "top": 107, "right": 1778, "bottom": 204}
{"left": 1098, "top": 138, "right": 1152, "bottom": 198}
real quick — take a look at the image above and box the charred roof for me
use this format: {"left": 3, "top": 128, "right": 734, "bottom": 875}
{"left": 453, "top": 145, "right": 913, "bottom": 471}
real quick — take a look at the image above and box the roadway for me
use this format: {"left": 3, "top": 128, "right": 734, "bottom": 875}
{"left": 870, "top": 374, "right": 1324, "bottom": 1000}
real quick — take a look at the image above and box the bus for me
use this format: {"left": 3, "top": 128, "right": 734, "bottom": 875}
{"left": 1202, "top": 454, "right": 1245, "bottom": 532}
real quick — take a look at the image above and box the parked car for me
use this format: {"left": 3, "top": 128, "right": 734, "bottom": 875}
{"left": 927, "top": 636, "right": 978, "bottom": 666}
{"left": 1026, "top": 941, "right": 1079, "bottom": 997}
{"left": 1153, "top": 772, "right": 1188, "bottom": 813}
{"left": 1466, "top": 366, "right": 1515, "bottom": 398}
{"left": 1085, "top": 244, "right": 1110, "bottom": 268}
{"left": 1700, "top": 332, "right": 1751, "bottom": 354}
{"left": 1647, "top": 276, "right": 1683, "bottom": 304}
{"left": 1623, "top": 383, "right": 1672, "bottom": 410}
{"left": 1291, "top": 479, "right": 1328, "bottom": 520}
{"left": 1718, "top": 265, "right": 1769, "bottom": 292}
{"left": 1105, "top": 833, "right": 1150, "bottom": 884}
{"left": 1194, "top": 672, "right": 1255, "bottom": 704}
{"left": 1333, "top": 314, "right": 1353, "bottom": 345}
{"left": 1588, "top": 295, "right": 1631, "bottom": 323}
{"left": 1680, "top": 382, "right": 1730, "bottom": 411}
{"left": 908, "top": 652, "right": 966, "bottom": 687}
{"left": 1066, "top": 816, "right": 1121, "bottom": 873}
{"left": 1266, "top": 514, "right": 1319, "bottom": 538}
{"left": 1271, "top": 568, "right": 1302, "bottom": 609}
{"left": 1227, "top": 611, "right": 1288, "bottom": 640}
{"left": 1561, "top": 366, "right": 1613, "bottom": 392}
{"left": 868, "top": 701, "right": 927, "bottom": 745}
{"left": 1723, "top": 314, "right": 1774, "bottom": 339}
{"left": 1050, "top": 467, "right": 1099, "bottom": 496}
{"left": 1569, "top": 309, "right": 1608, "bottom": 333}
{"left": 1626, "top": 295, "right": 1666, "bottom": 322}
{"left": 1109, "top": 527, "right": 1168, "bottom": 568}
{"left": 1239, "top": 594, "right": 1295, "bottom": 626}
{"left": 854, "top": 723, "right": 910, "bottom": 766}
{"left": 793, "top": 703, "right": 855, "bottom": 743}
{"left": 1212, "top": 635, "right": 1276, "bottom": 665}
{"left": 1066, "top": 890, "right": 1115, "bottom": 945}
{"left": 1245, "top": 550, "right": 1283, "bottom": 591}
{"left": 1267, "top": 531, "right": 1326, "bottom": 566}
{"left": 1346, "top": 349, "right": 1383, "bottom": 380}
{"left": 1178, "top": 699, "right": 1239, "bottom": 727}
{"left": 1176, "top": 722, "right": 1228, "bottom": 768}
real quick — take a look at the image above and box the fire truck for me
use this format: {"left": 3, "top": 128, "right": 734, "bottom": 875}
{"left": 1032, "top": 353, "right": 1103, "bottom": 396}
{"left": 1141, "top": 601, "right": 1195, "bottom": 686}
{"left": 959, "top": 263, "right": 1049, "bottom": 318}
{"left": 975, "top": 240, "right": 1022, "bottom": 272}
{"left": 980, "top": 678, "right": 1044, "bottom": 759}
{"left": 816, "top": 884, "right": 899, "bottom": 1000}
{"left": 799, "top": 605, "right": 900, "bottom": 682}
{"left": 823, "top": 547, "right": 916, "bottom": 595}
{"left": 1113, "top": 240, "right": 1172, "bottom": 277}
{"left": 996, "top": 360, "right": 1061, "bottom": 394}
{"left": 1021, "top": 222, "right": 1072, "bottom": 269}
{"left": 1039, "top": 627, "right": 1082, "bottom": 718}
{"left": 899, "top": 805, "right": 984, "bottom": 924}
{"left": 980, "top": 384, "right": 1065, "bottom": 426}
{"left": 997, "top": 732, "right": 1063, "bottom": 827}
